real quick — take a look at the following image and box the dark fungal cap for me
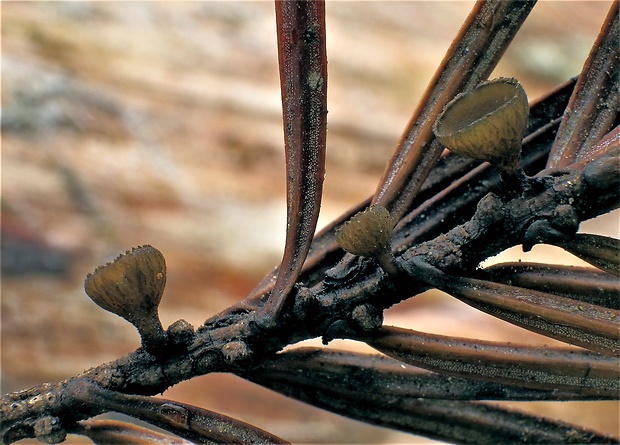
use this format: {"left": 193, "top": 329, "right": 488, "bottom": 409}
{"left": 84, "top": 245, "right": 168, "bottom": 354}
{"left": 84, "top": 245, "right": 166, "bottom": 320}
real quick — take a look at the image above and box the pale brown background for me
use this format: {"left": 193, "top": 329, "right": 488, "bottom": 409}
{"left": 2, "top": 1, "right": 618, "bottom": 443}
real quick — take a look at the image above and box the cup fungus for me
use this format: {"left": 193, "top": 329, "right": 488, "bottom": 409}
{"left": 336, "top": 205, "right": 401, "bottom": 276}
{"left": 433, "top": 77, "right": 529, "bottom": 175}
{"left": 84, "top": 245, "right": 168, "bottom": 354}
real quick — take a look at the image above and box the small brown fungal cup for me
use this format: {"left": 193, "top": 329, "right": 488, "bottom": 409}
{"left": 336, "top": 205, "right": 401, "bottom": 276}
{"left": 84, "top": 245, "right": 168, "bottom": 354}
{"left": 433, "top": 77, "right": 529, "bottom": 175}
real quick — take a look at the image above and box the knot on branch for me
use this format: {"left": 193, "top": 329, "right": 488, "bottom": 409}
{"left": 33, "top": 416, "right": 66, "bottom": 444}
{"left": 351, "top": 304, "right": 384, "bottom": 332}
{"left": 222, "top": 341, "right": 253, "bottom": 367}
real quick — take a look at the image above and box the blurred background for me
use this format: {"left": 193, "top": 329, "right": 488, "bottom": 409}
{"left": 2, "top": 1, "right": 618, "bottom": 443}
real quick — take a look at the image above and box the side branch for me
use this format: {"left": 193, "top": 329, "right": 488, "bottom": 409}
{"left": 260, "top": 0, "right": 328, "bottom": 325}
{"left": 1, "top": 150, "right": 618, "bottom": 443}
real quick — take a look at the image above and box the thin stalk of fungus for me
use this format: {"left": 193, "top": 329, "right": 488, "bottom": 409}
{"left": 84, "top": 245, "right": 168, "bottom": 355}
{"left": 336, "top": 205, "right": 402, "bottom": 276}
{"left": 433, "top": 77, "right": 529, "bottom": 181}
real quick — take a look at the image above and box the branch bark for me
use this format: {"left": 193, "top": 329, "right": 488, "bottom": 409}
{"left": 2, "top": 145, "right": 617, "bottom": 444}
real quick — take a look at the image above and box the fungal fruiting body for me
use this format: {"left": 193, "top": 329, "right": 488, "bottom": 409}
{"left": 336, "top": 205, "right": 401, "bottom": 276}
{"left": 84, "top": 245, "right": 168, "bottom": 353}
{"left": 433, "top": 77, "right": 529, "bottom": 174}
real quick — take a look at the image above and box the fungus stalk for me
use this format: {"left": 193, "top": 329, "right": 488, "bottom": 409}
{"left": 84, "top": 245, "right": 169, "bottom": 355}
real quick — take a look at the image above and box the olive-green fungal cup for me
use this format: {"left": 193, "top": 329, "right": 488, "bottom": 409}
{"left": 433, "top": 77, "right": 529, "bottom": 174}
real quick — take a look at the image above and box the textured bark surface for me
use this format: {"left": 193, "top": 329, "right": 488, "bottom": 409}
{"left": 2, "top": 2, "right": 618, "bottom": 443}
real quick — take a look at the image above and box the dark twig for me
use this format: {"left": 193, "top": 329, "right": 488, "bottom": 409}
{"left": 0, "top": 147, "right": 619, "bottom": 442}
{"left": 64, "top": 379, "right": 290, "bottom": 444}
{"left": 574, "top": 125, "right": 619, "bottom": 167}
{"left": 372, "top": 0, "right": 536, "bottom": 223}
{"left": 2, "top": 2, "right": 619, "bottom": 444}
{"left": 360, "top": 326, "right": 619, "bottom": 397}
{"left": 75, "top": 420, "right": 192, "bottom": 445}
{"left": 243, "top": 75, "right": 576, "bottom": 308}
{"left": 554, "top": 234, "right": 620, "bottom": 277}
{"left": 257, "top": 0, "right": 328, "bottom": 326}
{"left": 478, "top": 263, "right": 620, "bottom": 309}
{"left": 244, "top": 347, "right": 613, "bottom": 402}
{"left": 3, "top": 138, "right": 617, "bottom": 444}
{"left": 408, "top": 258, "right": 620, "bottom": 357}
{"left": 245, "top": 350, "right": 617, "bottom": 445}
{"left": 547, "top": 2, "right": 619, "bottom": 168}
